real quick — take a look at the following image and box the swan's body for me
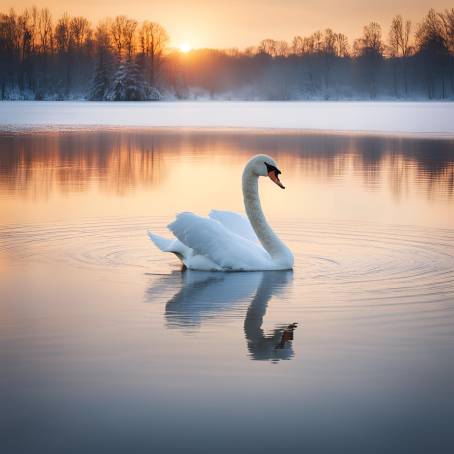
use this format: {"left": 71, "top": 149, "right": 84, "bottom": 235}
{"left": 148, "top": 154, "right": 294, "bottom": 271}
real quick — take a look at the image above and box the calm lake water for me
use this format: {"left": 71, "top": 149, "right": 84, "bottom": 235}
{"left": 1, "top": 129, "right": 454, "bottom": 454}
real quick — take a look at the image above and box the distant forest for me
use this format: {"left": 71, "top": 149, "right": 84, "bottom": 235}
{"left": 0, "top": 7, "right": 453, "bottom": 101}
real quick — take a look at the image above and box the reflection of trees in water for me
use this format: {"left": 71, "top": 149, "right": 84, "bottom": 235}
{"left": 0, "top": 130, "right": 452, "bottom": 199}
{"left": 0, "top": 131, "right": 165, "bottom": 199}
{"left": 353, "top": 137, "right": 383, "bottom": 191}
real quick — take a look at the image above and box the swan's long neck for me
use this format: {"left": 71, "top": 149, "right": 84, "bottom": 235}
{"left": 242, "top": 168, "right": 289, "bottom": 260}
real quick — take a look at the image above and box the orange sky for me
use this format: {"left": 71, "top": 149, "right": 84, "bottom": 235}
{"left": 2, "top": 1, "right": 451, "bottom": 49}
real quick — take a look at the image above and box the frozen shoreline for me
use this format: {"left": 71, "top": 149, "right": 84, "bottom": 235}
{"left": 1, "top": 101, "right": 454, "bottom": 136}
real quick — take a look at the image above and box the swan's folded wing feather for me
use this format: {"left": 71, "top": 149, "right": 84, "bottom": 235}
{"left": 168, "top": 212, "right": 270, "bottom": 270}
{"left": 147, "top": 231, "right": 190, "bottom": 258}
{"left": 209, "top": 210, "right": 259, "bottom": 244}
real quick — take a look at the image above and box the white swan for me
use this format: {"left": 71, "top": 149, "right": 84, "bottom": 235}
{"left": 148, "top": 154, "right": 294, "bottom": 271}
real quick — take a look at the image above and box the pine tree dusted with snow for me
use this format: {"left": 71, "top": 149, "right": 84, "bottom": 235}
{"left": 88, "top": 58, "right": 111, "bottom": 101}
{"left": 88, "top": 56, "right": 161, "bottom": 101}
{"left": 106, "top": 62, "right": 137, "bottom": 101}
{"left": 146, "top": 85, "right": 162, "bottom": 101}
{"left": 106, "top": 59, "right": 160, "bottom": 101}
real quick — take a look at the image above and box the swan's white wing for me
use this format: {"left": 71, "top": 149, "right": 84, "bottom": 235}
{"left": 209, "top": 210, "right": 259, "bottom": 244}
{"left": 148, "top": 231, "right": 220, "bottom": 270}
{"left": 168, "top": 212, "right": 271, "bottom": 270}
{"left": 147, "top": 231, "right": 190, "bottom": 258}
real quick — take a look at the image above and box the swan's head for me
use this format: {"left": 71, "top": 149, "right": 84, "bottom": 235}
{"left": 246, "top": 154, "right": 285, "bottom": 189}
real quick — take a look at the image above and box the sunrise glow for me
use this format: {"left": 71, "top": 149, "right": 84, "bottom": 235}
{"left": 180, "top": 42, "right": 192, "bottom": 53}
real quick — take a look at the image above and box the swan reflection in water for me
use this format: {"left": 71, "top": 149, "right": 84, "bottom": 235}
{"left": 146, "top": 270, "right": 297, "bottom": 361}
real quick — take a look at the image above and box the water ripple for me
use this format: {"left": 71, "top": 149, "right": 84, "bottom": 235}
{"left": 1, "top": 217, "right": 453, "bottom": 310}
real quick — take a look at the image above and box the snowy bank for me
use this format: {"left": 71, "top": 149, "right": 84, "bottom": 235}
{"left": 0, "top": 101, "right": 453, "bottom": 136}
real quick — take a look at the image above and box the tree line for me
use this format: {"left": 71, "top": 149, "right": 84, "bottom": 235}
{"left": 0, "top": 6, "right": 453, "bottom": 100}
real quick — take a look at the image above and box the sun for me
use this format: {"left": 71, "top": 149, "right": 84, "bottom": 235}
{"left": 179, "top": 42, "right": 192, "bottom": 53}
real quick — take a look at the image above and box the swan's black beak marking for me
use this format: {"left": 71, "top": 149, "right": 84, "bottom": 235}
{"left": 265, "top": 162, "right": 285, "bottom": 189}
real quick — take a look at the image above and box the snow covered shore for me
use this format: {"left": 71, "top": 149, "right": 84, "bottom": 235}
{"left": 0, "top": 101, "right": 453, "bottom": 136}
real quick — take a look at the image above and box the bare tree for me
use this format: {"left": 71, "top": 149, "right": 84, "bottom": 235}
{"left": 415, "top": 9, "right": 446, "bottom": 51}
{"left": 291, "top": 36, "right": 304, "bottom": 55}
{"left": 95, "top": 20, "right": 111, "bottom": 53}
{"left": 70, "top": 17, "right": 91, "bottom": 50}
{"left": 17, "top": 10, "right": 30, "bottom": 61}
{"left": 442, "top": 9, "right": 454, "bottom": 49}
{"left": 440, "top": 8, "right": 454, "bottom": 93}
{"left": 123, "top": 18, "right": 137, "bottom": 60}
{"left": 334, "top": 33, "right": 349, "bottom": 57}
{"left": 323, "top": 29, "right": 336, "bottom": 55}
{"left": 359, "top": 22, "right": 383, "bottom": 56}
{"left": 138, "top": 21, "right": 168, "bottom": 85}
{"left": 111, "top": 15, "right": 137, "bottom": 60}
{"left": 389, "top": 15, "right": 412, "bottom": 57}
{"left": 353, "top": 22, "right": 384, "bottom": 98}
{"left": 415, "top": 9, "right": 451, "bottom": 98}
{"left": 312, "top": 31, "right": 323, "bottom": 53}
{"left": 388, "top": 15, "right": 412, "bottom": 97}
{"left": 275, "top": 40, "right": 289, "bottom": 57}
{"left": 258, "top": 39, "right": 277, "bottom": 56}
{"left": 291, "top": 34, "right": 321, "bottom": 55}
{"left": 244, "top": 46, "right": 257, "bottom": 56}
{"left": 38, "top": 8, "right": 53, "bottom": 54}
{"left": 55, "top": 13, "right": 72, "bottom": 95}
{"left": 28, "top": 6, "right": 39, "bottom": 53}
{"left": 55, "top": 13, "right": 71, "bottom": 53}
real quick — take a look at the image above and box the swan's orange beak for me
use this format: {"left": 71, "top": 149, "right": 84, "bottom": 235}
{"left": 268, "top": 170, "right": 285, "bottom": 189}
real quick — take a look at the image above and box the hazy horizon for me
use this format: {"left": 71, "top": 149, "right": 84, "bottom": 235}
{"left": 2, "top": 0, "right": 452, "bottom": 49}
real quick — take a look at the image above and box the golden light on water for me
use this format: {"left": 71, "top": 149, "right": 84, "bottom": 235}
{"left": 1, "top": 129, "right": 454, "bottom": 453}
{"left": 0, "top": 130, "right": 453, "bottom": 228}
